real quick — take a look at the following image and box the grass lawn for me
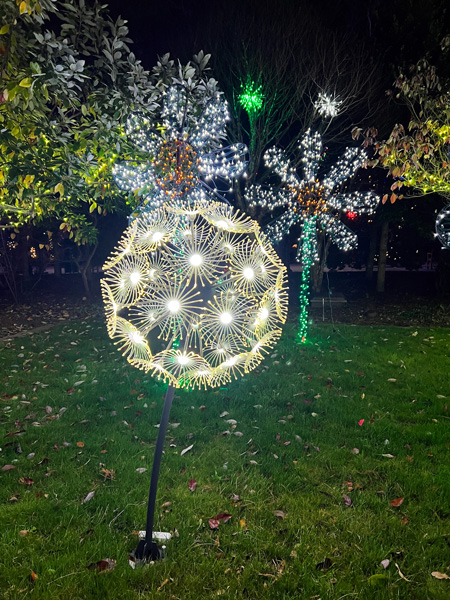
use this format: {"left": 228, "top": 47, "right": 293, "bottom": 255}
{"left": 1, "top": 319, "right": 450, "bottom": 599}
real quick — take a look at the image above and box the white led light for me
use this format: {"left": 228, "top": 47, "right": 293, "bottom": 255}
{"left": 216, "top": 220, "right": 229, "bottom": 229}
{"left": 260, "top": 307, "right": 269, "bottom": 320}
{"left": 243, "top": 267, "right": 254, "bottom": 280}
{"left": 167, "top": 299, "right": 181, "bottom": 313}
{"left": 130, "top": 271, "right": 141, "bottom": 285}
{"left": 130, "top": 331, "right": 144, "bottom": 344}
{"left": 177, "top": 354, "right": 190, "bottom": 365}
{"left": 219, "top": 312, "right": 233, "bottom": 324}
{"left": 189, "top": 253, "right": 203, "bottom": 266}
{"left": 152, "top": 231, "right": 163, "bottom": 242}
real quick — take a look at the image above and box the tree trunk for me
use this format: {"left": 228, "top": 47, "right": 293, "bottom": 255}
{"left": 53, "top": 241, "right": 62, "bottom": 278}
{"left": 366, "top": 222, "right": 378, "bottom": 282}
{"left": 376, "top": 221, "right": 389, "bottom": 293}
{"left": 20, "top": 234, "right": 31, "bottom": 284}
{"left": 311, "top": 237, "right": 331, "bottom": 294}
{"left": 78, "top": 243, "right": 98, "bottom": 297}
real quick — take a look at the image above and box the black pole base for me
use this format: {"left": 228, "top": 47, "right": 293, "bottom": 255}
{"left": 129, "top": 539, "right": 164, "bottom": 567}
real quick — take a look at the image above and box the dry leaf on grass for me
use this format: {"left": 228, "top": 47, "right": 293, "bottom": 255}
{"left": 389, "top": 497, "right": 404, "bottom": 507}
{"left": 180, "top": 444, "right": 194, "bottom": 456}
{"left": 86, "top": 558, "right": 116, "bottom": 573}
{"left": 431, "top": 571, "right": 450, "bottom": 580}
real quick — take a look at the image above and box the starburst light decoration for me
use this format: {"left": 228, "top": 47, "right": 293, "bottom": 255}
{"left": 238, "top": 78, "right": 264, "bottom": 114}
{"left": 101, "top": 199, "right": 288, "bottom": 389}
{"left": 314, "top": 92, "right": 343, "bottom": 119}
{"left": 113, "top": 86, "right": 248, "bottom": 219}
{"left": 246, "top": 129, "right": 379, "bottom": 342}
{"left": 435, "top": 205, "right": 450, "bottom": 248}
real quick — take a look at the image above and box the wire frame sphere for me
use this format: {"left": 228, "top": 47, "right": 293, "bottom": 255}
{"left": 101, "top": 200, "right": 288, "bottom": 389}
{"left": 436, "top": 205, "right": 450, "bottom": 248}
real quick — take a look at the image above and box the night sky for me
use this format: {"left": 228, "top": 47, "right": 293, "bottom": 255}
{"left": 105, "top": 0, "right": 450, "bottom": 74}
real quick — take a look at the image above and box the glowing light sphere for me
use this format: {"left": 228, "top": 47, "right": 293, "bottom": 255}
{"left": 101, "top": 199, "right": 288, "bottom": 389}
{"left": 435, "top": 205, "right": 450, "bottom": 248}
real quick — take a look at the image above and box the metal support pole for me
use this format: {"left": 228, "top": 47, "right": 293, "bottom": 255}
{"left": 133, "top": 384, "right": 175, "bottom": 563}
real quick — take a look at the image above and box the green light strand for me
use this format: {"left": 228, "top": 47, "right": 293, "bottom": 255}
{"left": 238, "top": 79, "right": 264, "bottom": 114}
{"left": 297, "top": 217, "right": 316, "bottom": 344}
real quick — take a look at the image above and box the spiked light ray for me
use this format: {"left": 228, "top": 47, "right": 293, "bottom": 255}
{"left": 102, "top": 200, "right": 288, "bottom": 389}
{"left": 165, "top": 223, "right": 224, "bottom": 288}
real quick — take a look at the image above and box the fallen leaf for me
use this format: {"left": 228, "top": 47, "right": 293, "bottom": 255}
{"left": 380, "top": 559, "right": 390, "bottom": 569}
{"left": 82, "top": 491, "right": 95, "bottom": 504}
{"left": 19, "top": 530, "right": 28, "bottom": 537}
{"left": 188, "top": 478, "right": 197, "bottom": 492}
{"left": 77, "top": 441, "right": 85, "bottom": 448}
{"left": 19, "top": 477, "right": 34, "bottom": 486}
{"left": 180, "top": 444, "right": 194, "bottom": 456}
{"left": 135, "top": 468, "right": 147, "bottom": 474}
{"left": 431, "top": 571, "right": 450, "bottom": 580}
{"left": 100, "top": 468, "right": 115, "bottom": 480}
{"left": 214, "top": 513, "right": 232, "bottom": 523}
{"left": 30, "top": 571, "right": 38, "bottom": 582}
{"left": 390, "top": 497, "right": 404, "bottom": 507}
{"left": 274, "top": 510, "right": 286, "bottom": 519}
{"left": 342, "top": 494, "right": 352, "bottom": 507}
{"left": 1, "top": 464, "right": 16, "bottom": 471}
{"left": 157, "top": 578, "right": 169, "bottom": 591}
{"left": 351, "top": 448, "right": 360, "bottom": 455}
{"left": 382, "top": 454, "right": 395, "bottom": 459}
{"left": 219, "top": 411, "right": 229, "bottom": 418}
{"left": 395, "top": 562, "right": 410, "bottom": 582}
{"left": 240, "top": 518, "right": 248, "bottom": 529}
{"left": 387, "top": 378, "right": 397, "bottom": 382}
{"left": 316, "top": 557, "right": 333, "bottom": 570}
{"left": 86, "top": 558, "right": 116, "bottom": 573}
{"left": 209, "top": 519, "right": 219, "bottom": 530}
{"left": 358, "top": 419, "right": 365, "bottom": 426}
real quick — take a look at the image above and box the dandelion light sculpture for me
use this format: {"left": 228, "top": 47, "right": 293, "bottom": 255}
{"left": 247, "top": 128, "right": 379, "bottom": 342}
{"left": 102, "top": 85, "right": 288, "bottom": 564}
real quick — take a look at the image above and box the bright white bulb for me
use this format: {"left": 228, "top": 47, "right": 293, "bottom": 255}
{"left": 130, "top": 271, "right": 141, "bottom": 285}
{"left": 167, "top": 300, "right": 181, "bottom": 313}
{"left": 243, "top": 267, "right": 254, "bottom": 280}
{"left": 216, "top": 220, "right": 229, "bottom": 229}
{"left": 260, "top": 308, "right": 269, "bottom": 320}
{"left": 220, "top": 312, "right": 233, "bottom": 324}
{"left": 130, "top": 331, "right": 144, "bottom": 344}
{"left": 189, "top": 253, "right": 203, "bottom": 267}
{"left": 152, "top": 231, "right": 163, "bottom": 242}
{"left": 177, "top": 354, "right": 190, "bottom": 365}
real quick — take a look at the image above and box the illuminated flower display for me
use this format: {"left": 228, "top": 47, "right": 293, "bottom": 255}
{"left": 246, "top": 128, "right": 379, "bottom": 342}
{"left": 101, "top": 198, "right": 288, "bottom": 389}
{"left": 435, "top": 204, "right": 450, "bottom": 248}
{"left": 113, "top": 86, "right": 248, "bottom": 218}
